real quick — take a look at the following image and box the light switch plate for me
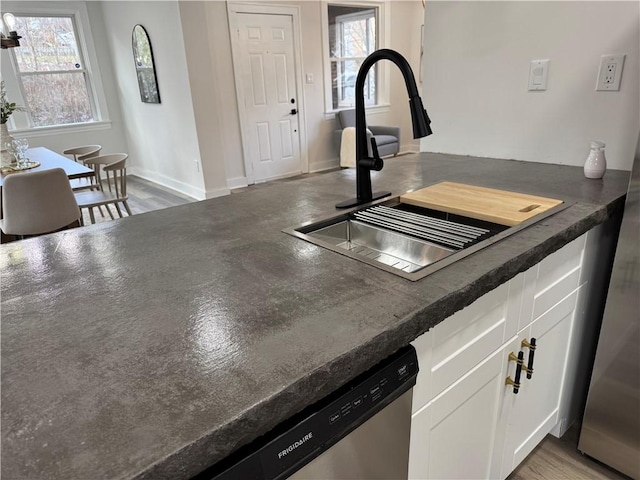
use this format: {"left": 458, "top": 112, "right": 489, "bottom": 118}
{"left": 596, "top": 54, "right": 625, "bottom": 91}
{"left": 528, "top": 59, "right": 549, "bottom": 91}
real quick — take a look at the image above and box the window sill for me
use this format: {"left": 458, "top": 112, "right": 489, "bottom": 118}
{"left": 324, "top": 103, "right": 390, "bottom": 119}
{"left": 8, "top": 121, "right": 112, "bottom": 138}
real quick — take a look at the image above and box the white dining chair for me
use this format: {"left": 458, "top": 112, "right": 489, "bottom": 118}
{"left": 0, "top": 168, "right": 81, "bottom": 239}
{"left": 74, "top": 154, "right": 132, "bottom": 224}
{"left": 63, "top": 145, "right": 102, "bottom": 191}
{"left": 63, "top": 145, "right": 102, "bottom": 164}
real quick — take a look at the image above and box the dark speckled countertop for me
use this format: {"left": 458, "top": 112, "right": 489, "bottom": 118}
{"left": 0, "top": 153, "right": 629, "bottom": 479}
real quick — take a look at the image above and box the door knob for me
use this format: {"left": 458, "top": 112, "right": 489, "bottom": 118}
{"left": 290, "top": 108, "right": 297, "bottom": 115}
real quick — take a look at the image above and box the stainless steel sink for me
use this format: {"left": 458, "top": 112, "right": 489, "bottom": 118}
{"left": 284, "top": 197, "right": 570, "bottom": 281}
{"left": 307, "top": 219, "right": 455, "bottom": 273}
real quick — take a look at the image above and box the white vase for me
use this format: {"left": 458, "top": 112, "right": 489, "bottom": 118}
{"left": 584, "top": 141, "right": 607, "bottom": 179}
{"left": 1, "top": 122, "right": 16, "bottom": 167}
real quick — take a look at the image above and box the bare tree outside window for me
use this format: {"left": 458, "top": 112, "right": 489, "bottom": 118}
{"left": 328, "top": 5, "right": 377, "bottom": 109}
{"left": 10, "top": 15, "right": 95, "bottom": 127}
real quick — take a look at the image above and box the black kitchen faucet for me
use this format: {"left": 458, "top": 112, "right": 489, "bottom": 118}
{"left": 336, "top": 49, "right": 433, "bottom": 209}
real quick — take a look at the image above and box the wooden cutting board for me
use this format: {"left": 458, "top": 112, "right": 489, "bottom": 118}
{"left": 399, "top": 182, "right": 563, "bottom": 226}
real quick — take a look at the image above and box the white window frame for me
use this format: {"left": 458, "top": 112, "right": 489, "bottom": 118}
{"left": 321, "top": 0, "right": 390, "bottom": 116}
{"left": 0, "top": 3, "right": 111, "bottom": 136}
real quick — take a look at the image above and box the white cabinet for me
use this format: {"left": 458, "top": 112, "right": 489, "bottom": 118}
{"left": 411, "top": 281, "right": 521, "bottom": 414}
{"left": 409, "top": 277, "right": 523, "bottom": 480}
{"left": 408, "top": 226, "right": 613, "bottom": 480}
{"left": 497, "top": 289, "right": 578, "bottom": 477}
{"left": 410, "top": 338, "right": 519, "bottom": 480}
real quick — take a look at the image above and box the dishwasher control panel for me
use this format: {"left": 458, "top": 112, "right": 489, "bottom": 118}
{"left": 196, "top": 346, "right": 418, "bottom": 480}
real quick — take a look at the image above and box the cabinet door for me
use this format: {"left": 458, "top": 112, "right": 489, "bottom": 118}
{"left": 411, "top": 280, "right": 521, "bottom": 414}
{"left": 499, "top": 289, "right": 577, "bottom": 477}
{"left": 518, "top": 235, "right": 585, "bottom": 332}
{"left": 409, "top": 342, "right": 514, "bottom": 480}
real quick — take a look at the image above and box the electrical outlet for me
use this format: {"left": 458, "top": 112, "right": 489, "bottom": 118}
{"left": 596, "top": 54, "right": 625, "bottom": 91}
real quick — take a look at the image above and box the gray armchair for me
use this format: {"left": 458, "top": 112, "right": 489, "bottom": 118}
{"left": 333, "top": 109, "right": 400, "bottom": 159}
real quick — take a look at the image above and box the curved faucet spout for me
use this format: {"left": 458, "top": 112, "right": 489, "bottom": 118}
{"left": 336, "top": 49, "right": 433, "bottom": 209}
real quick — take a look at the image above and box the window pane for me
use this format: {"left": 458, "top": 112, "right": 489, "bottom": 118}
{"left": 13, "top": 16, "right": 82, "bottom": 72}
{"left": 328, "top": 5, "right": 377, "bottom": 110}
{"left": 22, "top": 73, "right": 94, "bottom": 127}
{"left": 333, "top": 60, "right": 376, "bottom": 109}
{"left": 338, "top": 59, "right": 358, "bottom": 103}
{"left": 341, "top": 12, "right": 375, "bottom": 57}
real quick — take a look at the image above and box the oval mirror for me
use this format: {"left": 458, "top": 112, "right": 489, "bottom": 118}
{"left": 132, "top": 24, "right": 160, "bottom": 103}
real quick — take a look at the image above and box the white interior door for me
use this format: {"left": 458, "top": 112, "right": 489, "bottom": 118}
{"left": 234, "top": 12, "right": 301, "bottom": 183}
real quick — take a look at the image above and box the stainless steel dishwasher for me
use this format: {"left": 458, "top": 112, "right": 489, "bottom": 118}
{"left": 194, "top": 346, "right": 418, "bottom": 480}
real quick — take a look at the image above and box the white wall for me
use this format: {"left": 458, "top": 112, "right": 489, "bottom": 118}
{"left": 193, "top": 1, "right": 425, "bottom": 182}
{"left": 388, "top": 0, "right": 425, "bottom": 154}
{"left": 180, "top": 1, "right": 246, "bottom": 188}
{"left": 98, "top": 1, "right": 209, "bottom": 199}
{"left": 421, "top": 1, "right": 640, "bottom": 171}
{"left": 178, "top": 2, "right": 231, "bottom": 198}
{"left": 3, "top": 0, "right": 426, "bottom": 194}
{"left": 300, "top": 1, "right": 426, "bottom": 169}
{"left": 300, "top": 1, "right": 336, "bottom": 173}
{"left": 184, "top": 0, "right": 425, "bottom": 184}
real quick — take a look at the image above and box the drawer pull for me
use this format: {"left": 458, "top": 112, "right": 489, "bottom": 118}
{"left": 505, "top": 351, "right": 524, "bottom": 394}
{"left": 521, "top": 338, "right": 537, "bottom": 379}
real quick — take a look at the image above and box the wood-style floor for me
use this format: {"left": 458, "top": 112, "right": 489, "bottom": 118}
{"left": 86, "top": 175, "right": 630, "bottom": 480}
{"left": 81, "top": 171, "right": 335, "bottom": 225}
{"left": 508, "top": 423, "right": 630, "bottom": 480}
{"left": 79, "top": 175, "right": 194, "bottom": 225}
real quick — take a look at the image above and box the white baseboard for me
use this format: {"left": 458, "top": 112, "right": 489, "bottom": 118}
{"left": 309, "top": 158, "right": 340, "bottom": 173}
{"left": 227, "top": 176, "right": 249, "bottom": 190}
{"left": 130, "top": 167, "right": 208, "bottom": 200}
{"left": 204, "top": 186, "right": 231, "bottom": 199}
{"left": 399, "top": 145, "right": 421, "bottom": 155}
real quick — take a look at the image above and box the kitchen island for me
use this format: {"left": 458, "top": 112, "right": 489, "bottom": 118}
{"left": 0, "top": 153, "right": 629, "bottom": 479}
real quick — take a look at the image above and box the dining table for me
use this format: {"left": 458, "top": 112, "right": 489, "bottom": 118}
{"left": 0, "top": 147, "right": 95, "bottom": 243}
{"left": 0, "top": 147, "right": 94, "bottom": 187}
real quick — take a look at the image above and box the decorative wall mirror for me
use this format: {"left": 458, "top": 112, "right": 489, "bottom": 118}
{"left": 132, "top": 24, "right": 160, "bottom": 103}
